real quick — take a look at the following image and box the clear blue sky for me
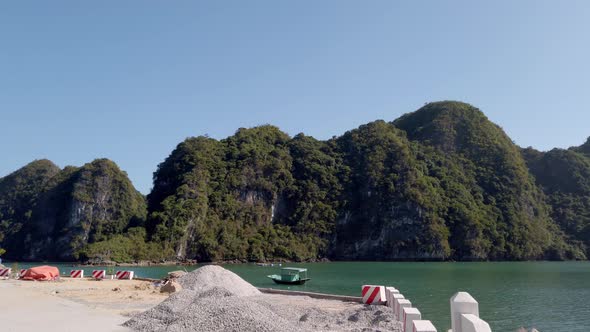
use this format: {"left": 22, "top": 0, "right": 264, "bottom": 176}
{"left": 1, "top": 1, "right": 589, "bottom": 194}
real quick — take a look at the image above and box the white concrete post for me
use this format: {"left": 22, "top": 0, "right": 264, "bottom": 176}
{"left": 413, "top": 320, "right": 437, "bottom": 332}
{"left": 460, "top": 314, "right": 491, "bottom": 332}
{"left": 402, "top": 307, "right": 421, "bottom": 332}
{"left": 397, "top": 299, "right": 412, "bottom": 320}
{"left": 450, "top": 292, "right": 479, "bottom": 332}
{"left": 392, "top": 294, "right": 405, "bottom": 318}
{"left": 385, "top": 286, "right": 399, "bottom": 308}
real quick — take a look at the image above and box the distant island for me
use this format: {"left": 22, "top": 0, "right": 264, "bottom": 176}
{"left": 1, "top": 101, "right": 589, "bottom": 264}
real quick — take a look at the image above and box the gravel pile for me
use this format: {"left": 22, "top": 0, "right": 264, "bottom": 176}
{"left": 125, "top": 265, "right": 401, "bottom": 332}
{"left": 255, "top": 297, "right": 400, "bottom": 332}
{"left": 177, "top": 265, "right": 260, "bottom": 297}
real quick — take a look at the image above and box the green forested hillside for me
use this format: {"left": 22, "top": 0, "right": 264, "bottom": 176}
{"left": 523, "top": 146, "right": 590, "bottom": 256}
{"left": 393, "top": 102, "right": 575, "bottom": 259}
{"left": 0, "top": 160, "right": 61, "bottom": 258}
{"left": 0, "top": 159, "right": 148, "bottom": 261}
{"left": 1, "top": 101, "right": 588, "bottom": 262}
{"left": 572, "top": 137, "right": 590, "bottom": 157}
{"left": 144, "top": 101, "right": 584, "bottom": 262}
{"left": 146, "top": 127, "right": 323, "bottom": 262}
{"left": 330, "top": 120, "right": 451, "bottom": 260}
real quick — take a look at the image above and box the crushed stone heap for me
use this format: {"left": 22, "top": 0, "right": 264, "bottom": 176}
{"left": 177, "top": 264, "right": 260, "bottom": 296}
{"left": 124, "top": 265, "right": 401, "bottom": 332}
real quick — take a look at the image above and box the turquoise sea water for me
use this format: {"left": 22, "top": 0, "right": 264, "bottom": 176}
{"left": 9, "top": 261, "right": 590, "bottom": 331}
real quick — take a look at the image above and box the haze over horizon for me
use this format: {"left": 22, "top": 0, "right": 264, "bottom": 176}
{"left": 2, "top": 1, "right": 589, "bottom": 194}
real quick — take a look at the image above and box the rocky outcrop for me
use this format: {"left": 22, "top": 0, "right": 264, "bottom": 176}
{"left": 523, "top": 147, "right": 590, "bottom": 258}
{"left": 2, "top": 101, "right": 588, "bottom": 263}
{"left": 160, "top": 280, "right": 182, "bottom": 293}
{"left": 0, "top": 159, "right": 146, "bottom": 261}
{"left": 147, "top": 102, "right": 584, "bottom": 262}
{"left": 393, "top": 101, "right": 565, "bottom": 260}
{"left": 0, "top": 160, "right": 61, "bottom": 259}
{"left": 329, "top": 120, "right": 450, "bottom": 260}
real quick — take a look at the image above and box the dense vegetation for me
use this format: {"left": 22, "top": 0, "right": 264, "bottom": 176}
{"left": 393, "top": 102, "right": 577, "bottom": 259}
{"left": 573, "top": 137, "right": 590, "bottom": 157}
{"left": 145, "top": 127, "right": 324, "bottom": 262}
{"left": 0, "top": 160, "right": 60, "bottom": 260}
{"left": 1, "top": 101, "right": 588, "bottom": 262}
{"left": 0, "top": 159, "right": 148, "bottom": 261}
{"left": 523, "top": 146, "right": 590, "bottom": 256}
{"left": 144, "top": 101, "right": 585, "bottom": 262}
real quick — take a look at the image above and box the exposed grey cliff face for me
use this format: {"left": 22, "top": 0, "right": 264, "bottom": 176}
{"left": 331, "top": 201, "right": 447, "bottom": 260}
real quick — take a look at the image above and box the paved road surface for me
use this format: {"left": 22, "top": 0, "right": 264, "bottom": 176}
{"left": 0, "top": 281, "right": 129, "bottom": 332}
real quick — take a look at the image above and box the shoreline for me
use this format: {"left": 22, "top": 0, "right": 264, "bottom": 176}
{"left": 3, "top": 257, "right": 587, "bottom": 268}
{"left": 0, "top": 273, "right": 402, "bottom": 332}
{"left": 0, "top": 259, "right": 590, "bottom": 268}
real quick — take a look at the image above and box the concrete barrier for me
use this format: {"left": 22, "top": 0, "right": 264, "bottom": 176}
{"left": 403, "top": 307, "right": 421, "bottom": 332}
{"left": 361, "top": 285, "right": 386, "bottom": 305}
{"left": 450, "top": 292, "right": 479, "bottom": 332}
{"left": 0, "top": 268, "right": 11, "bottom": 278}
{"left": 413, "top": 320, "right": 437, "bottom": 332}
{"left": 385, "top": 286, "right": 400, "bottom": 308}
{"left": 460, "top": 314, "right": 491, "bottom": 332}
{"left": 70, "top": 270, "right": 84, "bottom": 278}
{"left": 115, "top": 270, "right": 134, "bottom": 280}
{"left": 92, "top": 270, "right": 106, "bottom": 280}
{"left": 396, "top": 299, "right": 412, "bottom": 320}
{"left": 392, "top": 293, "right": 405, "bottom": 317}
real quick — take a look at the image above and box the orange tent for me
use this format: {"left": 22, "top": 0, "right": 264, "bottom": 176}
{"left": 20, "top": 265, "right": 60, "bottom": 281}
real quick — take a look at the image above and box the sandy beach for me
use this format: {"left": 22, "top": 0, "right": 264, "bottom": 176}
{"left": 0, "top": 278, "right": 167, "bottom": 332}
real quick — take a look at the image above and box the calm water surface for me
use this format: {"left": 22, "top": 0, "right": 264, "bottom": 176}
{"left": 11, "top": 261, "right": 590, "bottom": 331}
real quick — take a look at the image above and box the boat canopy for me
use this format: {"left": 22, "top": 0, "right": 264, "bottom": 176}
{"left": 268, "top": 266, "right": 311, "bottom": 284}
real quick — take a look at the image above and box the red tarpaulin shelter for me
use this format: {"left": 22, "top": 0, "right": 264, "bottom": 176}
{"left": 20, "top": 265, "right": 60, "bottom": 281}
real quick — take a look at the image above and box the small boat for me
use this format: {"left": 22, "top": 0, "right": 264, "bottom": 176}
{"left": 267, "top": 267, "right": 310, "bottom": 285}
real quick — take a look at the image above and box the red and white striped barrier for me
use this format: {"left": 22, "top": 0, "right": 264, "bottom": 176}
{"left": 361, "top": 285, "right": 386, "bottom": 305}
{"left": 70, "top": 270, "right": 84, "bottom": 278}
{"left": 92, "top": 270, "right": 106, "bottom": 279}
{"left": 115, "top": 270, "right": 134, "bottom": 280}
{"left": 19, "top": 269, "right": 27, "bottom": 277}
{"left": 0, "top": 268, "right": 11, "bottom": 278}
{"left": 412, "top": 320, "right": 437, "bottom": 332}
